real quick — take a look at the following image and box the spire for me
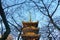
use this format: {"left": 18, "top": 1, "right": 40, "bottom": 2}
{"left": 29, "top": 12, "right": 31, "bottom": 22}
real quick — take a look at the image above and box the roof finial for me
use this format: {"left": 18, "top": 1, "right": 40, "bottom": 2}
{"left": 29, "top": 11, "right": 31, "bottom": 22}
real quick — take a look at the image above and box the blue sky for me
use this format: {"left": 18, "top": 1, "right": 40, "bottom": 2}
{"left": 0, "top": 0, "right": 60, "bottom": 28}
{"left": 0, "top": 0, "right": 60, "bottom": 40}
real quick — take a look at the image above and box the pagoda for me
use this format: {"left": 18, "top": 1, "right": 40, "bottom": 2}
{"left": 21, "top": 12, "right": 40, "bottom": 40}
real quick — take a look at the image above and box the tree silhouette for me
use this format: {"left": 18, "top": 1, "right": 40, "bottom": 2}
{"left": 0, "top": 0, "right": 10, "bottom": 40}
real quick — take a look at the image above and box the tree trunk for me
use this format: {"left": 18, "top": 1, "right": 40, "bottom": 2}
{"left": 0, "top": 0, "right": 11, "bottom": 40}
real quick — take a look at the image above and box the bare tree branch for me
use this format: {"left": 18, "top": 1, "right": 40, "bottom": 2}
{"left": 48, "top": 0, "right": 55, "bottom": 9}
{"left": 11, "top": 16, "right": 22, "bottom": 28}
{"left": 4, "top": 1, "right": 26, "bottom": 9}
{"left": 51, "top": 0, "right": 59, "bottom": 17}
{"left": 8, "top": 21, "right": 21, "bottom": 32}
{"left": 31, "top": 0, "right": 48, "bottom": 16}
{"left": 49, "top": 16, "right": 60, "bottom": 30}
{"left": 41, "top": 0, "right": 50, "bottom": 16}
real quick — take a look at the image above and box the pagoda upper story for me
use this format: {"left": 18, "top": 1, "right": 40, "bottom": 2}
{"left": 21, "top": 12, "right": 40, "bottom": 40}
{"left": 21, "top": 21, "right": 40, "bottom": 40}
